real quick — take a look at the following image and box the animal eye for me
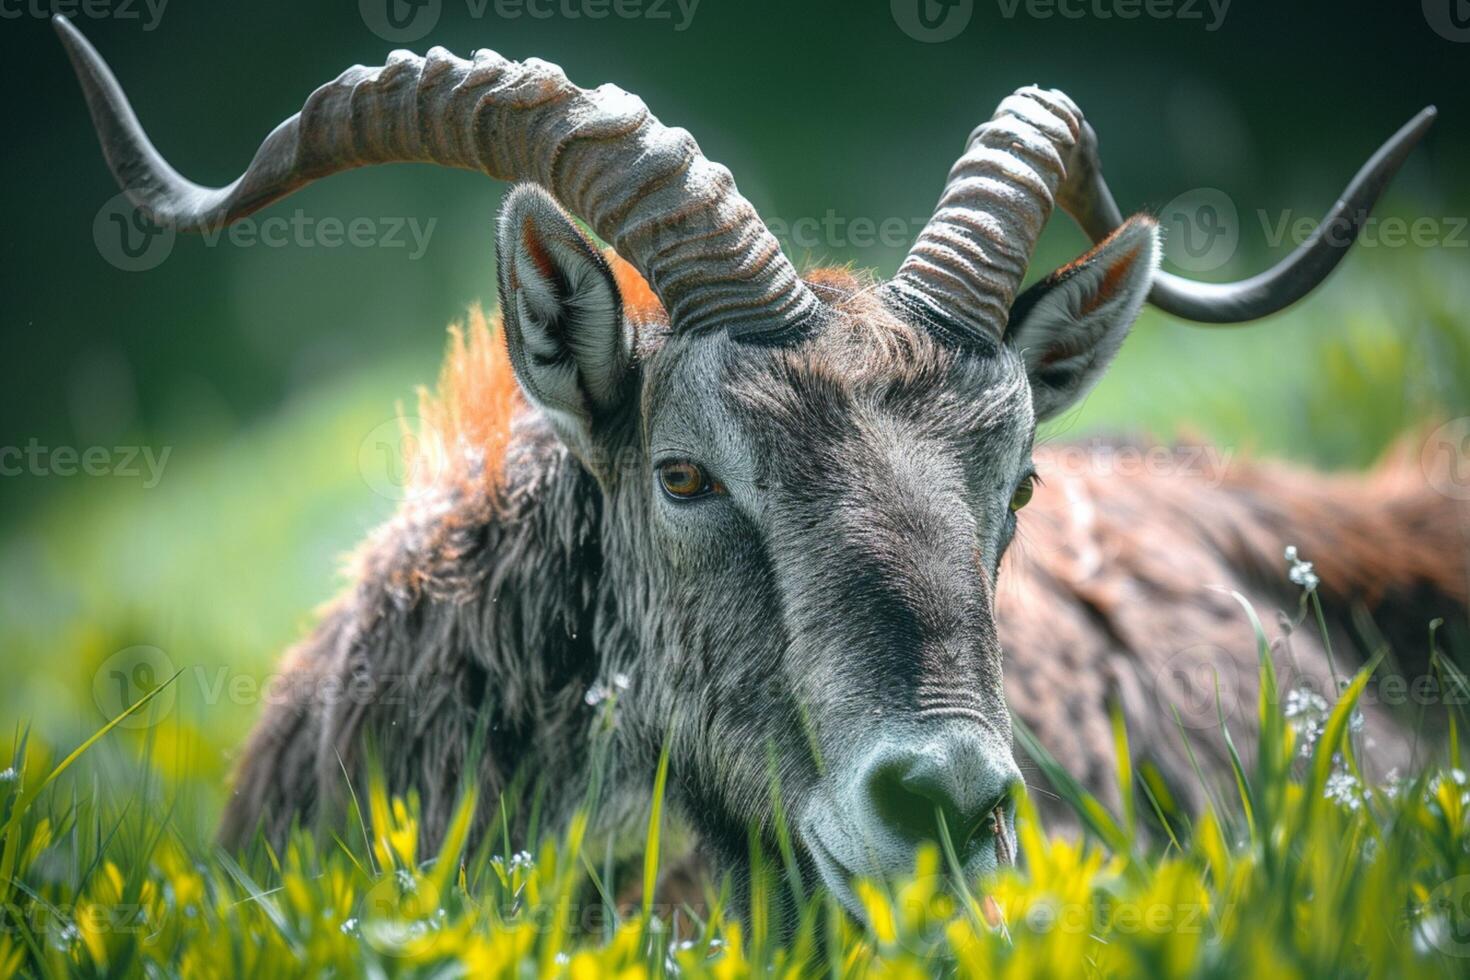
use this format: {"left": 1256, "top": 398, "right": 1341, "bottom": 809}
{"left": 1009, "top": 475, "right": 1036, "bottom": 513}
{"left": 657, "top": 460, "right": 714, "bottom": 500}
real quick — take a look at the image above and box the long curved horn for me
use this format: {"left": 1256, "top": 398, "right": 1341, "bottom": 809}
{"left": 892, "top": 84, "right": 1436, "bottom": 337}
{"left": 1058, "top": 106, "right": 1437, "bottom": 323}
{"left": 53, "top": 15, "right": 816, "bottom": 340}
{"left": 885, "top": 88, "right": 1083, "bottom": 341}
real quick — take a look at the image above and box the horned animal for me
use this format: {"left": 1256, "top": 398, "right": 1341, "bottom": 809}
{"left": 56, "top": 16, "right": 1466, "bottom": 914}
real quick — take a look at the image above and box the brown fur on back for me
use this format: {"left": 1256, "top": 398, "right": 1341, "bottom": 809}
{"left": 1000, "top": 438, "right": 1469, "bottom": 825}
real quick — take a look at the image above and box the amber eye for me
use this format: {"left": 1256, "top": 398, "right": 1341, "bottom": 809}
{"left": 1009, "top": 475, "right": 1036, "bottom": 513}
{"left": 657, "top": 460, "right": 714, "bottom": 500}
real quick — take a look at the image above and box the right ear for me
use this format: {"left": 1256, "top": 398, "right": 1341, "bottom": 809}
{"left": 1004, "top": 216, "right": 1158, "bottom": 422}
{"left": 497, "top": 185, "right": 633, "bottom": 461}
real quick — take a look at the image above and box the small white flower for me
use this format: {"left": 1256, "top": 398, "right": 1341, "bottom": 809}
{"left": 1297, "top": 724, "right": 1325, "bottom": 758}
{"left": 1324, "top": 768, "right": 1365, "bottom": 811}
{"left": 586, "top": 672, "right": 633, "bottom": 707}
{"left": 1284, "top": 544, "right": 1321, "bottom": 592}
{"left": 1285, "top": 687, "right": 1330, "bottom": 758}
{"left": 1288, "top": 561, "right": 1320, "bottom": 593}
{"left": 1285, "top": 688, "right": 1328, "bottom": 719}
{"left": 0, "top": 767, "right": 16, "bottom": 784}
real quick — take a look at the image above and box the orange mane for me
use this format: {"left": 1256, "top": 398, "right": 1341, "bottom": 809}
{"left": 411, "top": 251, "right": 666, "bottom": 497}
{"left": 411, "top": 305, "right": 522, "bottom": 497}
{"left": 606, "top": 250, "right": 664, "bottom": 323}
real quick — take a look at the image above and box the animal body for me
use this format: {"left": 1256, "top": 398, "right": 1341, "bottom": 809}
{"left": 55, "top": 16, "right": 1465, "bottom": 912}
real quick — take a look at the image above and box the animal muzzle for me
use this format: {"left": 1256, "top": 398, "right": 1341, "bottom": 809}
{"left": 803, "top": 721, "right": 1021, "bottom": 912}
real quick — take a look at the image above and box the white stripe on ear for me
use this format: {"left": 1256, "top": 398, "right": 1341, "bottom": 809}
{"left": 496, "top": 185, "right": 630, "bottom": 433}
{"left": 1005, "top": 216, "right": 1160, "bottom": 422}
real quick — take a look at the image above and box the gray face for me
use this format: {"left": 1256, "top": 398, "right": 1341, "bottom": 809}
{"left": 609, "top": 305, "right": 1035, "bottom": 906}
{"left": 495, "top": 185, "right": 1158, "bottom": 907}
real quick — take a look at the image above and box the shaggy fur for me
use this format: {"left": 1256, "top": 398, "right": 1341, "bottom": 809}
{"left": 1003, "top": 437, "right": 1468, "bottom": 823}
{"left": 219, "top": 258, "right": 1469, "bottom": 881}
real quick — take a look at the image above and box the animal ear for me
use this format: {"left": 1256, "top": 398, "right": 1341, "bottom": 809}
{"left": 497, "top": 184, "right": 632, "bottom": 451}
{"left": 1005, "top": 215, "right": 1159, "bottom": 422}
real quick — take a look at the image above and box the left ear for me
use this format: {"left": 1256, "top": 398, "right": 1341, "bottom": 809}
{"left": 1005, "top": 215, "right": 1159, "bottom": 421}
{"left": 496, "top": 184, "right": 633, "bottom": 468}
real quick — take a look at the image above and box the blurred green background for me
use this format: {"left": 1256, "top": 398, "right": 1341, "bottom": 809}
{"left": 0, "top": 0, "right": 1466, "bottom": 814}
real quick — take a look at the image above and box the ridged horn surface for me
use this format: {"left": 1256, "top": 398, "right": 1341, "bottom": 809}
{"left": 54, "top": 15, "right": 817, "bottom": 339}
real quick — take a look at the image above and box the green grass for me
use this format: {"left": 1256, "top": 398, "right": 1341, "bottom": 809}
{"left": 1, "top": 226, "right": 1468, "bottom": 976}
{"left": 1, "top": 591, "right": 1467, "bottom": 976}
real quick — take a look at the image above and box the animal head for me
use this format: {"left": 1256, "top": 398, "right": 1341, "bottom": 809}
{"left": 494, "top": 182, "right": 1163, "bottom": 902}
{"left": 56, "top": 16, "right": 1432, "bottom": 907}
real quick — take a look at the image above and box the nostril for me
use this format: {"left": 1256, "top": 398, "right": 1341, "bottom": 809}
{"left": 864, "top": 750, "right": 1018, "bottom": 850}
{"left": 867, "top": 762, "right": 948, "bottom": 844}
{"left": 899, "top": 764, "right": 967, "bottom": 838}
